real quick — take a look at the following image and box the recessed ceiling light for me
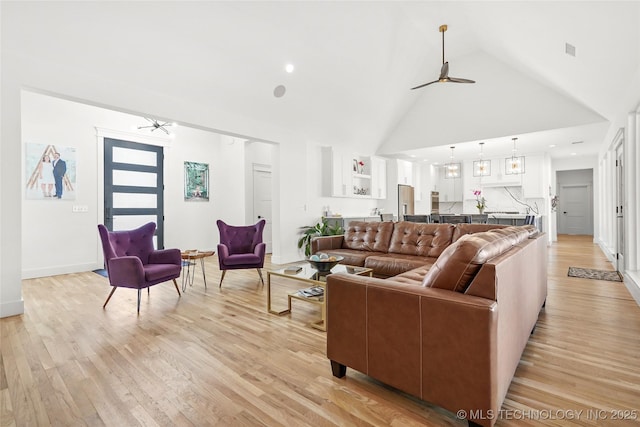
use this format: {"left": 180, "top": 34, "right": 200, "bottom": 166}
{"left": 409, "top": 154, "right": 416, "bottom": 158}
{"left": 285, "top": 63, "right": 294, "bottom": 73}
{"left": 549, "top": 144, "right": 556, "bottom": 148}
{"left": 571, "top": 152, "right": 577, "bottom": 156}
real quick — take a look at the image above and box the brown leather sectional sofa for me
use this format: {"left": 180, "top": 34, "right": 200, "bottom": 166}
{"left": 312, "top": 221, "right": 547, "bottom": 427}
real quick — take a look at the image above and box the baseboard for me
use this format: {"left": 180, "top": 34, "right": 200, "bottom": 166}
{"left": 22, "top": 262, "right": 103, "bottom": 279}
{"left": 624, "top": 270, "right": 640, "bottom": 307}
{"left": 596, "top": 239, "right": 616, "bottom": 264}
{"left": 0, "top": 299, "right": 24, "bottom": 318}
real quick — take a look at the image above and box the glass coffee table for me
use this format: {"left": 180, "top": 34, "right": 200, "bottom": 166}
{"left": 267, "top": 263, "right": 373, "bottom": 331}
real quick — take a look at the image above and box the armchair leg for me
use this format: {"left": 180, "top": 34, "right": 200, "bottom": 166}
{"left": 137, "top": 288, "right": 142, "bottom": 314}
{"left": 172, "top": 279, "right": 181, "bottom": 296}
{"left": 257, "top": 268, "right": 264, "bottom": 285}
{"left": 103, "top": 287, "right": 117, "bottom": 309}
{"left": 219, "top": 270, "right": 226, "bottom": 288}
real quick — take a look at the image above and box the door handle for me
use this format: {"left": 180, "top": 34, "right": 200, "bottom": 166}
{"left": 258, "top": 215, "right": 262, "bottom": 219}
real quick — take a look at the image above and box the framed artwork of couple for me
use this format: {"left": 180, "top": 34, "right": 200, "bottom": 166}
{"left": 24, "top": 143, "right": 77, "bottom": 200}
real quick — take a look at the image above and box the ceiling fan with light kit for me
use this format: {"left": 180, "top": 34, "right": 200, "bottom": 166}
{"left": 411, "top": 24, "right": 475, "bottom": 90}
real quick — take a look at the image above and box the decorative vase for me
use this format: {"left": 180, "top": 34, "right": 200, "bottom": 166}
{"left": 478, "top": 207, "right": 484, "bottom": 214}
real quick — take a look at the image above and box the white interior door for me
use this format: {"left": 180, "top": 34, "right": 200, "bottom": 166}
{"left": 559, "top": 184, "right": 592, "bottom": 235}
{"left": 253, "top": 166, "right": 272, "bottom": 253}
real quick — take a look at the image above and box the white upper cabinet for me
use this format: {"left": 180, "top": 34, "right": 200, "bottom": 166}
{"left": 434, "top": 164, "right": 463, "bottom": 202}
{"left": 324, "top": 147, "right": 387, "bottom": 199}
{"left": 371, "top": 156, "right": 387, "bottom": 199}
{"left": 521, "top": 154, "right": 545, "bottom": 198}
{"left": 397, "top": 159, "right": 413, "bottom": 186}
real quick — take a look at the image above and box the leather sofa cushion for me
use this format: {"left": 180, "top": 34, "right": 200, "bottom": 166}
{"left": 423, "top": 227, "right": 529, "bottom": 293}
{"left": 388, "top": 222, "right": 454, "bottom": 258}
{"left": 364, "top": 254, "right": 436, "bottom": 278}
{"left": 343, "top": 221, "right": 394, "bottom": 252}
{"left": 322, "top": 248, "right": 379, "bottom": 267}
{"left": 452, "top": 223, "right": 509, "bottom": 242}
{"left": 393, "top": 265, "right": 431, "bottom": 285}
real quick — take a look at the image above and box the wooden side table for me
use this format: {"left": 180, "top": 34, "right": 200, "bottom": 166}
{"left": 181, "top": 250, "right": 215, "bottom": 291}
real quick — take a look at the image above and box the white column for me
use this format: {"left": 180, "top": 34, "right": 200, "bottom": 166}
{"left": 629, "top": 110, "right": 640, "bottom": 271}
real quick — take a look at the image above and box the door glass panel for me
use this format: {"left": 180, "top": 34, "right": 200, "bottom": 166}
{"left": 112, "top": 170, "right": 157, "bottom": 187}
{"left": 112, "top": 147, "right": 157, "bottom": 166}
{"left": 113, "top": 193, "right": 157, "bottom": 209}
{"left": 113, "top": 215, "right": 158, "bottom": 231}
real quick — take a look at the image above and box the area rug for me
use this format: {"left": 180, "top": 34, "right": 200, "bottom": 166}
{"left": 92, "top": 269, "right": 108, "bottom": 278}
{"left": 567, "top": 267, "right": 622, "bottom": 282}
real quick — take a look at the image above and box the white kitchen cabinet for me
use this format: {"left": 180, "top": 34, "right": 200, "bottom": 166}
{"left": 521, "top": 154, "right": 544, "bottom": 198}
{"left": 397, "top": 159, "right": 413, "bottom": 186}
{"left": 413, "top": 163, "right": 422, "bottom": 201}
{"left": 327, "top": 147, "right": 352, "bottom": 197}
{"left": 436, "top": 165, "right": 463, "bottom": 202}
{"left": 324, "top": 147, "right": 387, "bottom": 199}
{"left": 370, "top": 156, "right": 387, "bottom": 199}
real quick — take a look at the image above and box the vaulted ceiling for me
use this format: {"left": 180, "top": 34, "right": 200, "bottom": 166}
{"left": 4, "top": 1, "right": 639, "bottom": 162}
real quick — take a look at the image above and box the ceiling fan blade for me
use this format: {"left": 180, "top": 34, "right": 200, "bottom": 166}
{"left": 410, "top": 80, "right": 439, "bottom": 90}
{"left": 439, "top": 62, "right": 449, "bottom": 79}
{"left": 448, "top": 77, "right": 476, "bottom": 83}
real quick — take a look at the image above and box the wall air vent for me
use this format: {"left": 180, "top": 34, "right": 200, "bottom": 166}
{"left": 565, "top": 43, "right": 576, "bottom": 57}
{"left": 571, "top": 141, "right": 584, "bottom": 144}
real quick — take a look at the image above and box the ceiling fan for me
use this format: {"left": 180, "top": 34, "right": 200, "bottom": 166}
{"left": 138, "top": 117, "right": 174, "bottom": 135}
{"left": 411, "top": 24, "right": 475, "bottom": 90}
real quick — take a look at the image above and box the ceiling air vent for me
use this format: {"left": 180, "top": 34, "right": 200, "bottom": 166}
{"left": 565, "top": 43, "right": 576, "bottom": 57}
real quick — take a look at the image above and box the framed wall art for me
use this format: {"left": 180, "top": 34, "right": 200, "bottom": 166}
{"left": 25, "top": 143, "right": 77, "bottom": 200}
{"left": 184, "top": 161, "right": 209, "bottom": 201}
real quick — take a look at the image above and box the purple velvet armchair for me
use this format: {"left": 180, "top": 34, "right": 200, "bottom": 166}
{"left": 216, "top": 219, "right": 266, "bottom": 287}
{"left": 97, "top": 222, "right": 182, "bottom": 313}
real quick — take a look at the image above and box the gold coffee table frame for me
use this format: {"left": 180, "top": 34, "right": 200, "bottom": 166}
{"left": 267, "top": 264, "right": 373, "bottom": 331}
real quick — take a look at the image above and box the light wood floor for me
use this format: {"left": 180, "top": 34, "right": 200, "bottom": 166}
{"left": 2, "top": 235, "right": 640, "bottom": 426}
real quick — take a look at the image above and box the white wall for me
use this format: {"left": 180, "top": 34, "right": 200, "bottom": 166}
{"left": 21, "top": 91, "right": 250, "bottom": 279}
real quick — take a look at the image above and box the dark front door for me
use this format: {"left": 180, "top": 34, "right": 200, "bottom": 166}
{"left": 104, "top": 138, "right": 165, "bottom": 248}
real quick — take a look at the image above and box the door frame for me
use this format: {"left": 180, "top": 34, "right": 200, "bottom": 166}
{"left": 104, "top": 137, "right": 165, "bottom": 247}
{"left": 95, "top": 128, "right": 172, "bottom": 256}
{"left": 252, "top": 163, "right": 272, "bottom": 253}
{"left": 614, "top": 132, "right": 625, "bottom": 271}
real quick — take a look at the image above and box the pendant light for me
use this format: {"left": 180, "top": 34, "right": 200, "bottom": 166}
{"left": 505, "top": 137, "right": 525, "bottom": 174}
{"left": 473, "top": 142, "right": 491, "bottom": 177}
{"left": 444, "top": 146, "right": 461, "bottom": 179}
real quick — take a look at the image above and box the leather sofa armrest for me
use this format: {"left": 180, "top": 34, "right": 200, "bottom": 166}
{"left": 311, "top": 235, "right": 344, "bottom": 253}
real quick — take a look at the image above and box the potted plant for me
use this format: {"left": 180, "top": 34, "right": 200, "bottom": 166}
{"left": 297, "top": 219, "right": 344, "bottom": 257}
